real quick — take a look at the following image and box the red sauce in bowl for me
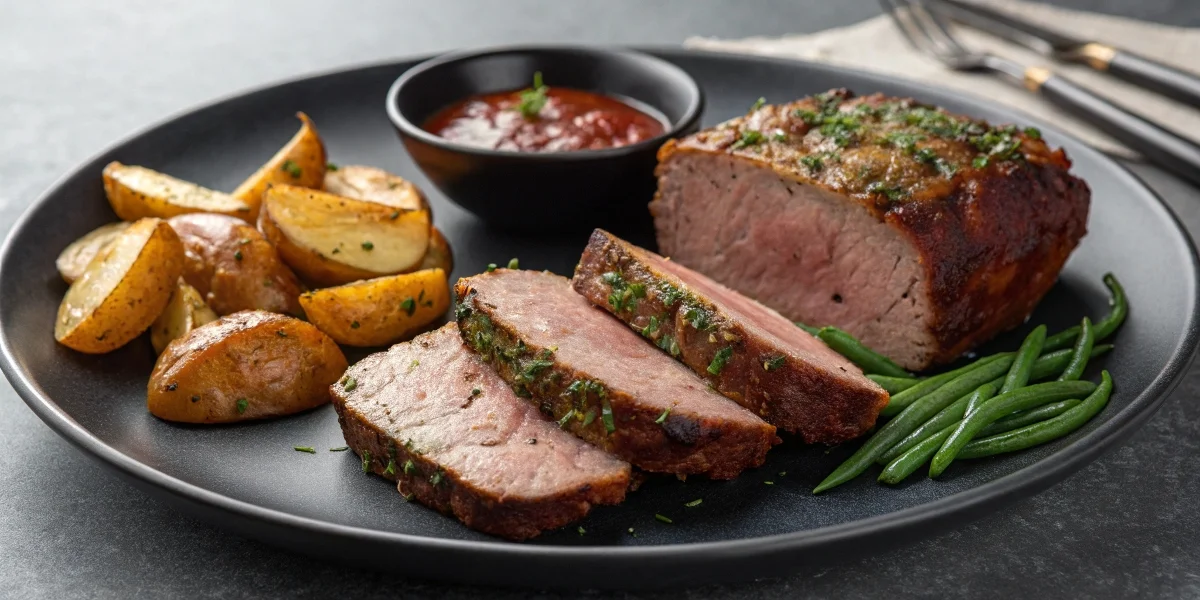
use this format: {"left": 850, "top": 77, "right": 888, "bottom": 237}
{"left": 423, "top": 79, "right": 666, "bottom": 153}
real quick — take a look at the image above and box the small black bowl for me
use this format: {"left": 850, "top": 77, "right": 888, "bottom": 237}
{"left": 386, "top": 45, "right": 704, "bottom": 232}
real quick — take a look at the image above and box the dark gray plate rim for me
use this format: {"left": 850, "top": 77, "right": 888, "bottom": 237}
{"left": 2, "top": 46, "right": 1198, "bottom": 581}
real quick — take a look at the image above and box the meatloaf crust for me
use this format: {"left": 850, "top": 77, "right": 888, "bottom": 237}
{"left": 573, "top": 229, "right": 889, "bottom": 443}
{"left": 651, "top": 89, "right": 1090, "bottom": 369}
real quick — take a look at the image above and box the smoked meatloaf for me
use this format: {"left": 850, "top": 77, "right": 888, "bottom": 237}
{"left": 651, "top": 90, "right": 1090, "bottom": 370}
{"left": 573, "top": 229, "right": 888, "bottom": 444}
{"left": 455, "top": 269, "right": 778, "bottom": 480}
{"left": 332, "top": 324, "right": 631, "bottom": 540}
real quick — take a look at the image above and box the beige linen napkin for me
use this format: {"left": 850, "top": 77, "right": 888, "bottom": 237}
{"left": 686, "top": 0, "right": 1200, "bottom": 158}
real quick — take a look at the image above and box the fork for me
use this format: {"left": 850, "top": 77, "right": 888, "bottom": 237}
{"left": 880, "top": 0, "right": 1200, "bottom": 187}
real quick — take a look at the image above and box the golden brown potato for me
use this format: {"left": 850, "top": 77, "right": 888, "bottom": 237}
{"left": 168, "top": 213, "right": 305, "bottom": 317}
{"left": 55, "top": 218, "right": 184, "bottom": 354}
{"left": 258, "top": 184, "right": 430, "bottom": 287}
{"left": 103, "top": 162, "right": 253, "bottom": 221}
{"left": 323, "top": 164, "right": 430, "bottom": 213}
{"left": 147, "top": 310, "right": 347, "bottom": 424}
{"left": 299, "top": 269, "right": 449, "bottom": 346}
{"left": 55, "top": 221, "right": 131, "bottom": 283}
{"left": 151, "top": 279, "right": 218, "bottom": 353}
{"left": 231, "top": 112, "right": 326, "bottom": 219}
{"left": 413, "top": 227, "right": 454, "bottom": 274}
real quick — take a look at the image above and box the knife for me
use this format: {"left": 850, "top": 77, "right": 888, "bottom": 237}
{"left": 930, "top": 0, "right": 1200, "bottom": 107}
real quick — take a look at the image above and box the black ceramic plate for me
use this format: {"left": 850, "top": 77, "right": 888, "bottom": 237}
{"left": 2, "top": 49, "right": 1197, "bottom": 590}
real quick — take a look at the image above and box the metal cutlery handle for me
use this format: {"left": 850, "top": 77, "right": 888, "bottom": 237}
{"left": 1028, "top": 69, "right": 1200, "bottom": 185}
{"left": 1092, "top": 47, "right": 1200, "bottom": 108}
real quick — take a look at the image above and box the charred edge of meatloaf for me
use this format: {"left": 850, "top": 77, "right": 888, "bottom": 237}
{"left": 453, "top": 283, "right": 774, "bottom": 480}
{"left": 572, "top": 231, "right": 889, "bottom": 443}
{"left": 331, "top": 393, "right": 626, "bottom": 541}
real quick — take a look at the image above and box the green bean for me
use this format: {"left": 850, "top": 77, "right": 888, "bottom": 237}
{"left": 868, "top": 374, "right": 921, "bottom": 394}
{"left": 879, "top": 383, "right": 997, "bottom": 464}
{"left": 795, "top": 321, "right": 821, "bottom": 336}
{"left": 1030, "top": 344, "right": 1111, "bottom": 381}
{"left": 959, "top": 371, "right": 1113, "bottom": 459}
{"left": 998, "top": 325, "right": 1046, "bottom": 396}
{"left": 1059, "top": 317, "right": 1095, "bottom": 381}
{"left": 879, "top": 424, "right": 955, "bottom": 485}
{"left": 976, "top": 399, "right": 1082, "bottom": 437}
{"left": 817, "top": 327, "right": 910, "bottom": 378}
{"left": 879, "top": 354, "right": 1010, "bottom": 417}
{"left": 812, "top": 355, "right": 1014, "bottom": 494}
{"left": 928, "top": 380, "right": 1097, "bottom": 477}
{"left": 1041, "top": 273, "right": 1127, "bottom": 351}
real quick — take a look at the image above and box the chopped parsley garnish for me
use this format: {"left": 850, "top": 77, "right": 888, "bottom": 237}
{"left": 657, "top": 282, "right": 684, "bottom": 307}
{"left": 558, "top": 409, "right": 577, "bottom": 429}
{"left": 601, "top": 398, "right": 616, "bottom": 433}
{"left": 640, "top": 315, "right": 660, "bottom": 338}
{"left": 471, "top": 387, "right": 482, "bottom": 396}
{"left": 280, "top": 160, "right": 302, "bottom": 178}
{"left": 764, "top": 355, "right": 786, "bottom": 371}
{"left": 655, "top": 513, "right": 673, "bottom": 524}
{"left": 342, "top": 376, "right": 357, "bottom": 392}
{"left": 403, "top": 459, "right": 416, "bottom": 475}
{"left": 516, "top": 71, "right": 549, "bottom": 119}
{"left": 764, "top": 481, "right": 775, "bottom": 485}
{"left": 800, "top": 155, "right": 824, "bottom": 173}
{"left": 401, "top": 492, "right": 415, "bottom": 502}
{"left": 518, "top": 358, "right": 554, "bottom": 383}
{"left": 773, "top": 131, "right": 788, "bottom": 142}
{"left": 684, "top": 498, "right": 703, "bottom": 508}
{"left": 325, "top": 162, "right": 338, "bottom": 171}
{"left": 581, "top": 409, "right": 596, "bottom": 427}
{"left": 657, "top": 334, "right": 681, "bottom": 357}
{"left": 1024, "top": 126, "right": 1042, "bottom": 139}
{"left": 730, "top": 129, "right": 765, "bottom": 150}
{"left": 486, "top": 263, "right": 497, "bottom": 272}
{"left": 578, "top": 526, "right": 586, "bottom": 536}
{"left": 866, "top": 181, "right": 907, "bottom": 202}
{"left": 430, "top": 470, "right": 444, "bottom": 486}
{"left": 628, "top": 528, "right": 637, "bottom": 537}
{"left": 401, "top": 297, "right": 416, "bottom": 316}
{"left": 276, "top": 330, "right": 287, "bottom": 338}
{"left": 294, "top": 446, "right": 316, "bottom": 454}
{"left": 329, "top": 446, "right": 349, "bottom": 452}
{"left": 361, "top": 241, "right": 374, "bottom": 251}
{"left": 235, "top": 398, "right": 248, "bottom": 414}
{"left": 684, "top": 307, "right": 713, "bottom": 331}
{"left": 389, "top": 211, "right": 400, "bottom": 220}
{"left": 655, "top": 407, "right": 671, "bottom": 425}
{"left": 972, "top": 155, "right": 990, "bottom": 169}
{"left": 507, "top": 257, "right": 519, "bottom": 269}
{"left": 350, "top": 321, "right": 360, "bottom": 329}
{"left": 707, "top": 347, "right": 733, "bottom": 375}
{"left": 233, "top": 250, "right": 243, "bottom": 261}
{"left": 384, "top": 459, "right": 396, "bottom": 475}
{"left": 361, "top": 450, "right": 372, "bottom": 472}
{"left": 749, "top": 97, "right": 766, "bottom": 112}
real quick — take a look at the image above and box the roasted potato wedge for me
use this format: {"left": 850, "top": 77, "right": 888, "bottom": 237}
{"left": 147, "top": 310, "right": 347, "bottom": 423}
{"left": 299, "top": 268, "right": 449, "bottom": 346}
{"left": 231, "top": 112, "right": 326, "bottom": 218}
{"left": 413, "top": 226, "right": 454, "bottom": 274}
{"left": 56, "top": 221, "right": 131, "bottom": 283}
{"left": 323, "top": 165, "right": 430, "bottom": 213}
{"left": 151, "top": 279, "right": 218, "bottom": 353}
{"left": 258, "top": 184, "right": 430, "bottom": 287}
{"left": 103, "top": 162, "right": 253, "bottom": 221}
{"left": 168, "top": 213, "right": 305, "bottom": 316}
{"left": 55, "top": 218, "right": 184, "bottom": 353}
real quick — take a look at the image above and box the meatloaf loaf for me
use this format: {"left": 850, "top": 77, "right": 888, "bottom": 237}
{"left": 651, "top": 89, "right": 1090, "bottom": 370}
{"left": 573, "top": 229, "right": 888, "bottom": 443}
{"left": 455, "top": 269, "right": 778, "bottom": 480}
{"left": 332, "top": 323, "right": 630, "bottom": 540}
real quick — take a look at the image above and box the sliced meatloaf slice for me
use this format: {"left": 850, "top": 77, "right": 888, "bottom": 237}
{"left": 573, "top": 229, "right": 888, "bottom": 444}
{"left": 332, "top": 323, "right": 630, "bottom": 541}
{"left": 651, "top": 89, "right": 1090, "bottom": 370}
{"left": 455, "top": 269, "right": 778, "bottom": 480}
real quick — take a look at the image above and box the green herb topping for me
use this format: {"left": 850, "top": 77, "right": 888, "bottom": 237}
{"left": 325, "top": 162, "right": 338, "bottom": 171}
{"left": 731, "top": 129, "right": 765, "bottom": 150}
{"left": 361, "top": 241, "right": 374, "bottom": 251}
{"left": 281, "top": 160, "right": 302, "bottom": 178}
{"left": 403, "top": 459, "right": 416, "bottom": 475}
{"left": 350, "top": 321, "right": 360, "bottom": 329}
{"left": 655, "top": 407, "right": 672, "bottom": 425}
{"left": 684, "top": 498, "right": 703, "bottom": 508}
{"left": 361, "top": 450, "right": 371, "bottom": 473}
{"left": 401, "top": 297, "right": 416, "bottom": 316}
{"left": 233, "top": 250, "right": 243, "bottom": 261}
{"left": 764, "top": 355, "right": 787, "bottom": 371}
{"left": 342, "top": 376, "right": 357, "bottom": 392}
{"left": 294, "top": 446, "right": 316, "bottom": 454}
{"left": 384, "top": 459, "right": 396, "bottom": 475}
{"left": 557, "top": 409, "right": 577, "bottom": 429}
{"left": 329, "top": 446, "right": 349, "bottom": 452}
{"left": 517, "top": 71, "right": 549, "bottom": 119}
{"left": 507, "top": 257, "right": 520, "bottom": 269}
{"left": 655, "top": 513, "right": 674, "bottom": 524}
{"left": 236, "top": 398, "right": 249, "bottom": 414}
{"left": 707, "top": 347, "right": 733, "bottom": 375}
{"left": 749, "top": 97, "right": 766, "bottom": 112}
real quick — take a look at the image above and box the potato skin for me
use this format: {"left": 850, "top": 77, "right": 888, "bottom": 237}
{"left": 323, "top": 164, "right": 430, "bottom": 213}
{"left": 148, "top": 310, "right": 348, "bottom": 424}
{"left": 231, "top": 112, "right": 326, "bottom": 220}
{"left": 299, "top": 269, "right": 450, "bottom": 346}
{"left": 413, "top": 227, "right": 454, "bottom": 275}
{"left": 168, "top": 213, "right": 305, "bottom": 317}
{"left": 55, "top": 218, "right": 184, "bottom": 354}
{"left": 151, "top": 279, "right": 218, "bottom": 354}
{"left": 103, "top": 162, "right": 252, "bottom": 222}
{"left": 56, "top": 221, "right": 130, "bottom": 283}
{"left": 258, "top": 184, "right": 430, "bottom": 287}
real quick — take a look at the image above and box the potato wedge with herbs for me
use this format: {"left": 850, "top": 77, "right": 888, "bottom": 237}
{"left": 148, "top": 310, "right": 347, "bottom": 424}
{"left": 258, "top": 184, "right": 431, "bottom": 287}
{"left": 56, "top": 221, "right": 131, "bottom": 283}
{"left": 55, "top": 218, "right": 184, "bottom": 354}
{"left": 151, "top": 279, "right": 218, "bottom": 353}
{"left": 103, "top": 163, "right": 253, "bottom": 221}
{"left": 168, "top": 213, "right": 305, "bottom": 317}
{"left": 231, "top": 112, "right": 326, "bottom": 218}
{"left": 413, "top": 227, "right": 454, "bottom": 275}
{"left": 323, "top": 164, "right": 430, "bottom": 214}
{"left": 299, "top": 268, "right": 449, "bottom": 346}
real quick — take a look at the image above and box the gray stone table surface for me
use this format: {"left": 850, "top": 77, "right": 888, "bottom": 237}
{"left": 2, "top": 0, "right": 1199, "bottom": 598}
